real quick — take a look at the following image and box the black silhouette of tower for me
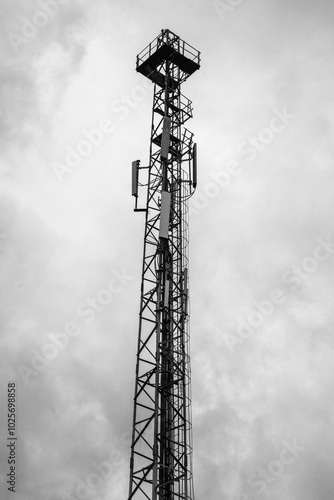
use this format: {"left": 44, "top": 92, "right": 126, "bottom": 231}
{"left": 129, "top": 29, "right": 200, "bottom": 500}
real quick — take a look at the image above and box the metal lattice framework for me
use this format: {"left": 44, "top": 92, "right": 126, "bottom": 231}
{"left": 129, "top": 29, "right": 200, "bottom": 500}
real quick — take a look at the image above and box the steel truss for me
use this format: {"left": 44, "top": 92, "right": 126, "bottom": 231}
{"left": 129, "top": 29, "right": 200, "bottom": 500}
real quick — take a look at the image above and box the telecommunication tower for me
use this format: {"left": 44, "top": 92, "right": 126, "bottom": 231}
{"left": 129, "top": 29, "right": 200, "bottom": 500}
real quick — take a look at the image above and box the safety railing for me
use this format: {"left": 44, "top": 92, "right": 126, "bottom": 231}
{"left": 136, "top": 29, "right": 201, "bottom": 70}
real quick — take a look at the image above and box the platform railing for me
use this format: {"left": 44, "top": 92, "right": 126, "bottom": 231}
{"left": 136, "top": 29, "right": 200, "bottom": 70}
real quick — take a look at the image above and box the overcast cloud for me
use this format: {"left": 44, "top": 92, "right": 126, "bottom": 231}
{"left": 1, "top": 1, "right": 334, "bottom": 499}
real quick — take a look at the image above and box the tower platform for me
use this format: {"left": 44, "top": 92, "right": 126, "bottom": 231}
{"left": 136, "top": 29, "right": 200, "bottom": 86}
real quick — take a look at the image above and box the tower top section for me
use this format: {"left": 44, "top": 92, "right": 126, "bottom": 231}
{"left": 136, "top": 29, "right": 201, "bottom": 87}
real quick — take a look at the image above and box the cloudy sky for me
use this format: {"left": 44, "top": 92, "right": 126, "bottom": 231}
{"left": 1, "top": 0, "right": 334, "bottom": 499}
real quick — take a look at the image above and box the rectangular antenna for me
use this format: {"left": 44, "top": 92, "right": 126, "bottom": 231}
{"left": 159, "top": 191, "right": 171, "bottom": 239}
{"left": 183, "top": 267, "right": 188, "bottom": 315}
{"left": 164, "top": 279, "right": 170, "bottom": 307}
{"left": 161, "top": 116, "right": 171, "bottom": 160}
{"left": 192, "top": 143, "right": 197, "bottom": 188}
{"left": 132, "top": 160, "right": 139, "bottom": 197}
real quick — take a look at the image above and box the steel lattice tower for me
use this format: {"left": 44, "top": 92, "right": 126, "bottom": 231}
{"left": 129, "top": 29, "right": 200, "bottom": 500}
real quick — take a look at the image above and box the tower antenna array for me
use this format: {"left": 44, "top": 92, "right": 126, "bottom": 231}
{"left": 129, "top": 29, "right": 200, "bottom": 500}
